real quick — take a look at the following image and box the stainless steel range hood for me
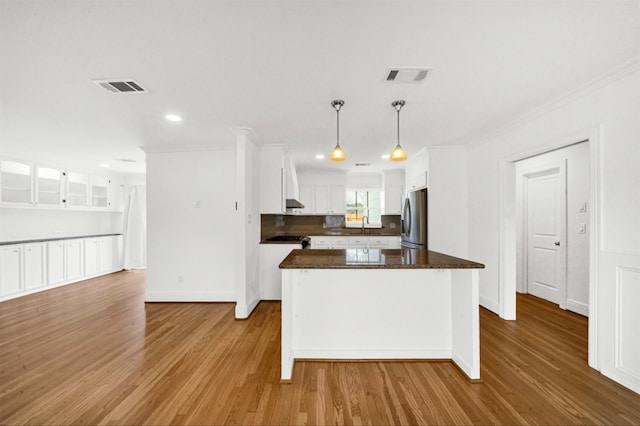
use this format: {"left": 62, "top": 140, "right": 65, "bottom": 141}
{"left": 286, "top": 199, "right": 305, "bottom": 209}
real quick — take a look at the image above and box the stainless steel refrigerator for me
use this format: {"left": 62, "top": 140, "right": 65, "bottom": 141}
{"left": 400, "top": 188, "right": 428, "bottom": 249}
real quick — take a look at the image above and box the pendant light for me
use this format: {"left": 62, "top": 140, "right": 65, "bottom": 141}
{"left": 389, "top": 100, "right": 408, "bottom": 161}
{"left": 329, "top": 99, "right": 346, "bottom": 162}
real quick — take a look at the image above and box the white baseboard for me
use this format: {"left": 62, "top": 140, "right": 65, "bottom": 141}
{"left": 479, "top": 295, "right": 500, "bottom": 315}
{"left": 565, "top": 298, "right": 589, "bottom": 317}
{"left": 452, "top": 350, "right": 479, "bottom": 379}
{"left": 293, "top": 348, "right": 452, "bottom": 359}
{"left": 235, "top": 295, "right": 260, "bottom": 319}
{"left": 145, "top": 291, "right": 235, "bottom": 302}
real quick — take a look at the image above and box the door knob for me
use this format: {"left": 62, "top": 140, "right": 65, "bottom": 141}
{"left": 554, "top": 241, "right": 560, "bottom": 246}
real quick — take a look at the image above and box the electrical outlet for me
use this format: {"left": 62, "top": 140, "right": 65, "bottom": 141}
{"left": 178, "top": 275, "right": 184, "bottom": 283}
{"left": 390, "top": 223, "right": 396, "bottom": 229}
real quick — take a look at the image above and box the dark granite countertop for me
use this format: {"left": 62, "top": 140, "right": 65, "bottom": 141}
{"left": 279, "top": 248, "right": 485, "bottom": 269}
{"left": 0, "top": 233, "right": 123, "bottom": 246}
{"left": 261, "top": 232, "right": 400, "bottom": 244}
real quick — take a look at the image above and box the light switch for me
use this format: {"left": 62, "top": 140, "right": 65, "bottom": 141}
{"left": 578, "top": 202, "right": 587, "bottom": 212}
{"left": 578, "top": 223, "right": 587, "bottom": 234}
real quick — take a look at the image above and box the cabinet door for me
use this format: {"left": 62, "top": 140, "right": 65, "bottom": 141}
{"left": 84, "top": 238, "right": 99, "bottom": 276}
{"left": 384, "top": 184, "right": 404, "bottom": 215}
{"left": 36, "top": 166, "right": 64, "bottom": 207}
{"left": 47, "top": 241, "right": 66, "bottom": 285}
{"left": 315, "top": 184, "right": 330, "bottom": 214}
{"left": 347, "top": 237, "right": 369, "bottom": 248}
{"left": 331, "top": 236, "right": 348, "bottom": 249}
{"left": 369, "top": 237, "right": 389, "bottom": 249}
{"left": 66, "top": 240, "right": 83, "bottom": 281}
{"left": 387, "top": 236, "right": 402, "bottom": 249}
{"left": 0, "top": 246, "right": 23, "bottom": 296}
{"left": 24, "top": 243, "right": 46, "bottom": 290}
{"left": 259, "top": 147, "right": 286, "bottom": 214}
{"left": 330, "top": 184, "right": 346, "bottom": 214}
{"left": 299, "top": 184, "right": 315, "bottom": 214}
{"left": 90, "top": 176, "right": 109, "bottom": 208}
{"left": 98, "top": 237, "right": 113, "bottom": 273}
{"left": 67, "top": 172, "right": 88, "bottom": 207}
{"left": 0, "top": 160, "right": 33, "bottom": 205}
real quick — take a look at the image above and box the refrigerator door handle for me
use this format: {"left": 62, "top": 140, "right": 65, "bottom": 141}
{"left": 403, "top": 197, "right": 411, "bottom": 238}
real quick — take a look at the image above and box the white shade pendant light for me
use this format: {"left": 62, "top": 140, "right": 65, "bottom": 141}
{"left": 390, "top": 100, "right": 408, "bottom": 161}
{"left": 329, "top": 99, "right": 346, "bottom": 162}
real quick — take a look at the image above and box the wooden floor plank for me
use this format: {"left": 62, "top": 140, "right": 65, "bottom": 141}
{"left": 1, "top": 270, "right": 639, "bottom": 425}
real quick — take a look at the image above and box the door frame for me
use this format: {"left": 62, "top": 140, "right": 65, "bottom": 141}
{"left": 498, "top": 124, "right": 600, "bottom": 370}
{"left": 519, "top": 160, "right": 568, "bottom": 308}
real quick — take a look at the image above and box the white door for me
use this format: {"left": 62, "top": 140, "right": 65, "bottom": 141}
{"left": 525, "top": 162, "right": 566, "bottom": 307}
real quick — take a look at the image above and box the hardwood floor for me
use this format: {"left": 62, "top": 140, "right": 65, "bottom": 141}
{"left": 1, "top": 271, "right": 639, "bottom": 425}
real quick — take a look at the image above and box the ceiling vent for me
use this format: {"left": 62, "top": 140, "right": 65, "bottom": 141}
{"left": 114, "top": 158, "right": 137, "bottom": 163}
{"left": 385, "top": 67, "right": 432, "bottom": 83}
{"left": 93, "top": 79, "right": 148, "bottom": 94}
{"left": 355, "top": 163, "right": 371, "bottom": 167}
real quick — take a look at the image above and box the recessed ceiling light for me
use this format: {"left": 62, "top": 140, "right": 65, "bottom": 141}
{"left": 315, "top": 154, "right": 325, "bottom": 160}
{"left": 381, "top": 154, "right": 390, "bottom": 159}
{"left": 165, "top": 114, "right": 182, "bottom": 122}
{"left": 100, "top": 163, "right": 110, "bottom": 168}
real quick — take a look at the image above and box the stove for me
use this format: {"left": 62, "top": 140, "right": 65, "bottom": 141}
{"left": 266, "top": 235, "right": 304, "bottom": 242}
{"left": 266, "top": 235, "right": 311, "bottom": 248}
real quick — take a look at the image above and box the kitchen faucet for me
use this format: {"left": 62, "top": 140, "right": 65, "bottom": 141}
{"left": 361, "top": 215, "right": 369, "bottom": 234}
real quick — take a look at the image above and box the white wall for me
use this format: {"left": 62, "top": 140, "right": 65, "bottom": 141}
{"left": 0, "top": 208, "right": 123, "bottom": 241}
{"left": 428, "top": 147, "right": 468, "bottom": 258}
{"left": 515, "top": 142, "right": 590, "bottom": 315}
{"left": 145, "top": 148, "right": 237, "bottom": 302}
{"left": 346, "top": 172, "right": 383, "bottom": 190}
{"left": 467, "top": 65, "right": 640, "bottom": 393}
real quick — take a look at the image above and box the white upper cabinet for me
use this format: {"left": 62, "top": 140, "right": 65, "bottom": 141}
{"left": 404, "top": 147, "right": 429, "bottom": 191}
{"left": 0, "top": 160, "right": 33, "bottom": 205}
{"left": 259, "top": 145, "right": 287, "bottom": 214}
{"left": 66, "top": 172, "right": 89, "bottom": 207}
{"left": 296, "top": 171, "right": 347, "bottom": 215}
{"left": 90, "top": 175, "right": 110, "bottom": 208}
{"left": 383, "top": 169, "right": 405, "bottom": 215}
{"left": 36, "top": 166, "right": 64, "bottom": 207}
{"left": 1, "top": 156, "right": 123, "bottom": 211}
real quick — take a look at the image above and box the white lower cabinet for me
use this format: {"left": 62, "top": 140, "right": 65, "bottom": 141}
{"left": 47, "top": 241, "right": 66, "bottom": 286}
{"left": 66, "top": 240, "right": 83, "bottom": 281}
{"left": 259, "top": 243, "right": 299, "bottom": 300}
{"left": 0, "top": 235, "right": 122, "bottom": 301}
{"left": 84, "top": 238, "right": 100, "bottom": 277}
{"left": 1, "top": 245, "right": 23, "bottom": 296}
{"left": 24, "top": 243, "right": 46, "bottom": 290}
{"left": 310, "top": 235, "right": 401, "bottom": 249}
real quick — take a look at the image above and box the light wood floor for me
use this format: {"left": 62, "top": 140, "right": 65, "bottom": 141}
{"left": 1, "top": 271, "right": 639, "bottom": 425}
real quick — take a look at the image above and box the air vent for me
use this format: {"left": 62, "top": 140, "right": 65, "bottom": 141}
{"left": 385, "top": 67, "right": 432, "bottom": 83}
{"left": 355, "top": 163, "right": 371, "bottom": 167}
{"left": 93, "top": 79, "right": 148, "bottom": 93}
{"left": 114, "top": 158, "right": 137, "bottom": 163}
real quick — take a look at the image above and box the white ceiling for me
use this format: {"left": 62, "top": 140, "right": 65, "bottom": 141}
{"left": 1, "top": 1, "right": 638, "bottom": 175}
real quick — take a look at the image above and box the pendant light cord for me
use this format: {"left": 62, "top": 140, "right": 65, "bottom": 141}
{"left": 396, "top": 106, "right": 400, "bottom": 146}
{"left": 336, "top": 106, "right": 340, "bottom": 147}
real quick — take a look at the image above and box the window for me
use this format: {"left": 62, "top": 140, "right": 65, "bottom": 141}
{"left": 346, "top": 190, "right": 381, "bottom": 227}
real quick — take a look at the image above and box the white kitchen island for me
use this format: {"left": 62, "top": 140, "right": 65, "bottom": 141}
{"left": 279, "top": 248, "right": 484, "bottom": 381}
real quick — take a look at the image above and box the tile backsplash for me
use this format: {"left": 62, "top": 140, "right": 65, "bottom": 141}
{"left": 261, "top": 214, "right": 400, "bottom": 239}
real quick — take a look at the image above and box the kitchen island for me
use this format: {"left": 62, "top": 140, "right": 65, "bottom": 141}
{"left": 279, "top": 248, "right": 485, "bottom": 381}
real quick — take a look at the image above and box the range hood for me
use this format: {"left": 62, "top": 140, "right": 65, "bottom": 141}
{"left": 286, "top": 199, "right": 305, "bottom": 209}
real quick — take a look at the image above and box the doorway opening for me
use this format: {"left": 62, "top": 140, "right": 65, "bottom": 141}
{"left": 515, "top": 142, "right": 590, "bottom": 316}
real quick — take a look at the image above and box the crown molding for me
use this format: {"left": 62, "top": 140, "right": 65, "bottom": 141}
{"left": 230, "top": 127, "right": 262, "bottom": 146}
